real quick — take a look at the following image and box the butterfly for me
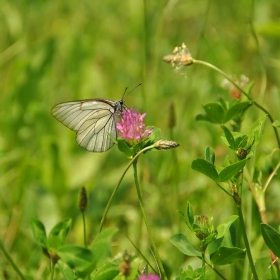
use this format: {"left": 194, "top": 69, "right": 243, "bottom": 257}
{"left": 51, "top": 83, "right": 141, "bottom": 152}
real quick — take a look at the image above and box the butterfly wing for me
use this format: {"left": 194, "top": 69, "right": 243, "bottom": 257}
{"left": 51, "top": 99, "right": 123, "bottom": 152}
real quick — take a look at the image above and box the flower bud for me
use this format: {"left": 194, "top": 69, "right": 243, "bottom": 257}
{"left": 237, "top": 148, "right": 247, "bottom": 160}
{"left": 193, "top": 215, "right": 214, "bottom": 241}
{"left": 119, "top": 251, "right": 131, "bottom": 276}
{"left": 155, "top": 140, "right": 179, "bottom": 150}
{"left": 78, "top": 187, "right": 88, "bottom": 213}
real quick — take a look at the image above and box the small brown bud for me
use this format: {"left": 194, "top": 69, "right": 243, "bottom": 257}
{"left": 155, "top": 140, "right": 179, "bottom": 150}
{"left": 50, "top": 251, "right": 60, "bottom": 265}
{"left": 78, "top": 187, "right": 88, "bottom": 212}
{"left": 237, "top": 148, "right": 247, "bottom": 160}
{"left": 119, "top": 251, "right": 131, "bottom": 276}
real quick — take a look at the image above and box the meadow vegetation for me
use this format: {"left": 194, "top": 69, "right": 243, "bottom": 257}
{"left": 1, "top": 0, "right": 280, "bottom": 279}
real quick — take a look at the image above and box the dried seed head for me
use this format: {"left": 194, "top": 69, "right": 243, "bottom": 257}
{"left": 78, "top": 187, "right": 88, "bottom": 212}
{"left": 155, "top": 140, "right": 179, "bottom": 150}
{"left": 163, "top": 43, "right": 193, "bottom": 74}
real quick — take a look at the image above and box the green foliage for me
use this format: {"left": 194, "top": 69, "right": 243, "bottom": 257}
{"left": 31, "top": 218, "right": 121, "bottom": 279}
{"left": 175, "top": 266, "right": 205, "bottom": 280}
{"left": 169, "top": 234, "right": 202, "bottom": 258}
{"left": 196, "top": 99, "right": 252, "bottom": 124}
{"left": 191, "top": 154, "right": 248, "bottom": 183}
{"left": 261, "top": 224, "right": 280, "bottom": 259}
{"left": 1, "top": 0, "right": 280, "bottom": 279}
{"left": 172, "top": 202, "right": 245, "bottom": 269}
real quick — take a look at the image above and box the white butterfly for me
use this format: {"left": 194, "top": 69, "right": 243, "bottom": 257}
{"left": 51, "top": 84, "right": 141, "bottom": 152}
{"left": 51, "top": 98, "right": 124, "bottom": 152}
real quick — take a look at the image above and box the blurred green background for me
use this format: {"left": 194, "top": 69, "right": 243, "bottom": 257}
{"left": 1, "top": 0, "right": 280, "bottom": 279}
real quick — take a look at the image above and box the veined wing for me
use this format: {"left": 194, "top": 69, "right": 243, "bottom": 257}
{"left": 51, "top": 99, "right": 122, "bottom": 152}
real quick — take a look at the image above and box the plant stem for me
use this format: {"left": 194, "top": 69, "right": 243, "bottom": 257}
{"left": 82, "top": 212, "right": 87, "bottom": 248}
{"left": 192, "top": 59, "right": 280, "bottom": 148}
{"left": 205, "top": 260, "right": 227, "bottom": 280}
{"left": 99, "top": 144, "right": 155, "bottom": 233}
{"left": 216, "top": 183, "right": 233, "bottom": 197}
{"left": 236, "top": 205, "right": 259, "bottom": 280}
{"left": 0, "top": 241, "right": 26, "bottom": 280}
{"left": 133, "top": 161, "right": 167, "bottom": 280}
{"left": 125, "top": 234, "right": 158, "bottom": 274}
{"left": 51, "top": 262, "right": 55, "bottom": 280}
{"left": 263, "top": 159, "right": 280, "bottom": 193}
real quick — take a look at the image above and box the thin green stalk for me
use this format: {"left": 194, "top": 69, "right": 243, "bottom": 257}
{"left": 201, "top": 250, "right": 206, "bottom": 273}
{"left": 125, "top": 234, "right": 157, "bottom": 274}
{"left": 249, "top": 0, "right": 267, "bottom": 103}
{"left": 192, "top": 59, "right": 280, "bottom": 148}
{"left": 263, "top": 159, "right": 280, "bottom": 193}
{"left": 99, "top": 144, "right": 155, "bottom": 233}
{"left": 236, "top": 205, "right": 259, "bottom": 280}
{"left": 133, "top": 161, "right": 167, "bottom": 280}
{"left": 82, "top": 212, "right": 87, "bottom": 248}
{"left": 216, "top": 183, "right": 233, "bottom": 197}
{"left": 51, "top": 262, "right": 55, "bottom": 280}
{"left": 0, "top": 241, "right": 26, "bottom": 280}
{"left": 205, "top": 260, "right": 227, "bottom": 280}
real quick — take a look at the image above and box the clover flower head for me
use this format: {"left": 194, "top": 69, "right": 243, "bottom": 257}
{"left": 221, "top": 74, "right": 249, "bottom": 100}
{"left": 117, "top": 108, "right": 154, "bottom": 146}
{"left": 137, "top": 273, "right": 160, "bottom": 280}
{"left": 194, "top": 215, "right": 214, "bottom": 240}
{"left": 163, "top": 43, "right": 193, "bottom": 76}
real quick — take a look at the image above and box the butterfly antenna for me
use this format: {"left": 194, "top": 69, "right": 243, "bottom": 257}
{"left": 122, "top": 82, "right": 142, "bottom": 99}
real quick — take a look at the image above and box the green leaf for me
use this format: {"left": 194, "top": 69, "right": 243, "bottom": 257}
{"left": 224, "top": 155, "right": 232, "bottom": 166}
{"left": 218, "top": 159, "right": 248, "bottom": 182}
{"left": 147, "top": 126, "right": 162, "bottom": 141}
{"left": 228, "top": 98, "right": 240, "bottom": 108}
{"left": 237, "top": 135, "right": 248, "bottom": 149}
{"left": 273, "top": 120, "right": 280, "bottom": 128}
{"left": 210, "top": 246, "right": 246, "bottom": 265}
{"left": 91, "top": 228, "right": 118, "bottom": 267}
{"left": 185, "top": 202, "right": 194, "bottom": 231}
{"left": 205, "top": 147, "right": 215, "bottom": 165}
{"left": 191, "top": 158, "right": 219, "bottom": 182}
{"left": 222, "top": 126, "right": 236, "bottom": 150}
{"left": 30, "top": 218, "right": 48, "bottom": 248}
{"left": 117, "top": 139, "right": 134, "bottom": 157}
{"left": 170, "top": 234, "right": 201, "bottom": 257}
{"left": 48, "top": 218, "right": 72, "bottom": 249}
{"left": 244, "top": 81, "right": 255, "bottom": 95}
{"left": 57, "top": 261, "right": 78, "bottom": 280}
{"left": 219, "top": 97, "right": 228, "bottom": 111}
{"left": 195, "top": 114, "right": 216, "bottom": 123}
{"left": 261, "top": 224, "right": 280, "bottom": 258}
{"left": 177, "top": 266, "right": 204, "bottom": 280}
{"left": 224, "top": 101, "right": 252, "bottom": 123}
{"left": 216, "top": 216, "right": 239, "bottom": 239}
{"left": 57, "top": 246, "right": 95, "bottom": 278}
{"left": 251, "top": 115, "right": 266, "bottom": 146}
{"left": 235, "top": 134, "right": 247, "bottom": 149}
{"left": 91, "top": 262, "right": 119, "bottom": 280}
{"left": 202, "top": 103, "right": 225, "bottom": 124}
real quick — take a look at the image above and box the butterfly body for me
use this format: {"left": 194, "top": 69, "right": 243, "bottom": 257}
{"left": 51, "top": 98, "right": 124, "bottom": 152}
